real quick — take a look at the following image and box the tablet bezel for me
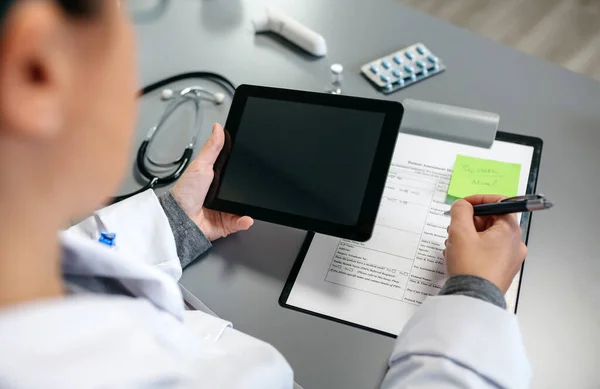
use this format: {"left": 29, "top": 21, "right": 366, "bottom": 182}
{"left": 204, "top": 84, "right": 404, "bottom": 241}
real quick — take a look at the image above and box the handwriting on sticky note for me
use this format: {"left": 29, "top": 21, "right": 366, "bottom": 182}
{"left": 447, "top": 155, "right": 521, "bottom": 199}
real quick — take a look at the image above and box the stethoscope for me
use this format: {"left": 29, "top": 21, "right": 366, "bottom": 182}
{"left": 112, "top": 72, "right": 236, "bottom": 204}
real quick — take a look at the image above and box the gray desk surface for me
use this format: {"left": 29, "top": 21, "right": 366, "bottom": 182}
{"left": 127, "top": 1, "right": 600, "bottom": 388}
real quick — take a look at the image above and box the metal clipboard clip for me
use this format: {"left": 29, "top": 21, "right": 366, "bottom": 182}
{"left": 400, "top": 99, "right": 499, "bottom": 148}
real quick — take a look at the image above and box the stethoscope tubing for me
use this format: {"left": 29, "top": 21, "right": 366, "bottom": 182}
{"left": 110, "top": 72, "right": 236, "bottom": 204}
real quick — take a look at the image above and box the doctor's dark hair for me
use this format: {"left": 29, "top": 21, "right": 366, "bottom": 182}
{"left": 55, "top": 0, "right": 102, "bottom": 17}
{"left": 0, "top": 0, "right": 101, "bottom": 26}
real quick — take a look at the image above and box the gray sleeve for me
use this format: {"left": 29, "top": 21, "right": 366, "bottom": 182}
{"left": 157, "top": 191, "right": 212, "bottom": 269}
{"left": 439, "top": 275, "right": 506, "bottom": 309}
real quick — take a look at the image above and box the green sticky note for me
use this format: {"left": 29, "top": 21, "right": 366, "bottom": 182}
{"left": 448, "top": 155, "right": 521, "bottom": 198}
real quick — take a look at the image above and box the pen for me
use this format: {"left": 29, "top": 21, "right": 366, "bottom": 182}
{"left": 443, "top": 194, "right": 554, "bottom": 216}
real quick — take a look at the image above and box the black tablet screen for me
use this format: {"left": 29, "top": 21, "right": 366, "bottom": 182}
{"left": 217, "top": 97, "right": 386, "bottom": 226}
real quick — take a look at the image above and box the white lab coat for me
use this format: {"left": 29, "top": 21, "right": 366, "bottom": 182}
{"left": 0, "top": 190, "right": 531, "bottom": 389}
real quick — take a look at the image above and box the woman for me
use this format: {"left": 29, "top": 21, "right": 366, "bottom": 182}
{"left": 0, "top": 1, "right": 531, "bottom": 388}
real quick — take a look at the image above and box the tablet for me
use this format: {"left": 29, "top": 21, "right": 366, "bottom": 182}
{"left": 204, "top": 85, "right": 404, "bottom": 241}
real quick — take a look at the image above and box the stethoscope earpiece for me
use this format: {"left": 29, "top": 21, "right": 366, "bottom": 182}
{"left": 214, "top": 92, "right": 226, "bottom": 104}
{"left": 161, "top": 87, "right": 225, "bottom": 104}
{"left": 161, "top": 88, "right": 174, "bottom": 100}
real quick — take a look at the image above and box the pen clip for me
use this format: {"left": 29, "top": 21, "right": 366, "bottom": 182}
{"left": 501, "top": 194, "right": 545, "bottom": 203}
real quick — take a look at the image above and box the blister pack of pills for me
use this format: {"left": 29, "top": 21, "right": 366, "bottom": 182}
{"left": 361, "top": 43, "right": 445, "bottom": 94}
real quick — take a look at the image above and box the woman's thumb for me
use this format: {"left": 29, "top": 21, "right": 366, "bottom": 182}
{"left": 450, "top": 199, "right": 476, "bottom": 232}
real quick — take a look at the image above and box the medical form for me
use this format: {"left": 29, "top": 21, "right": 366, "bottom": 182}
{"left": 281, "top": 132, "right": 538, "bottom": 336}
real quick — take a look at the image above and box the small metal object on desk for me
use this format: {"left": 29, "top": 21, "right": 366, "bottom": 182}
{"left": 329, "top": 63, "right": 343, "bottom": 94}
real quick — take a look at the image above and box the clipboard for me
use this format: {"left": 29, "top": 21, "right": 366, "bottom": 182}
{"left": 279, "top": 100, "right": 543, "bottom": 338}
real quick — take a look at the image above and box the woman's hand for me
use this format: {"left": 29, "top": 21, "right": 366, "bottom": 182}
{"left": 444, "top": 195, "right": 528, "bottom": 293}
{"left": 172, "top": 123, "right": 253, "bottom": 241}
